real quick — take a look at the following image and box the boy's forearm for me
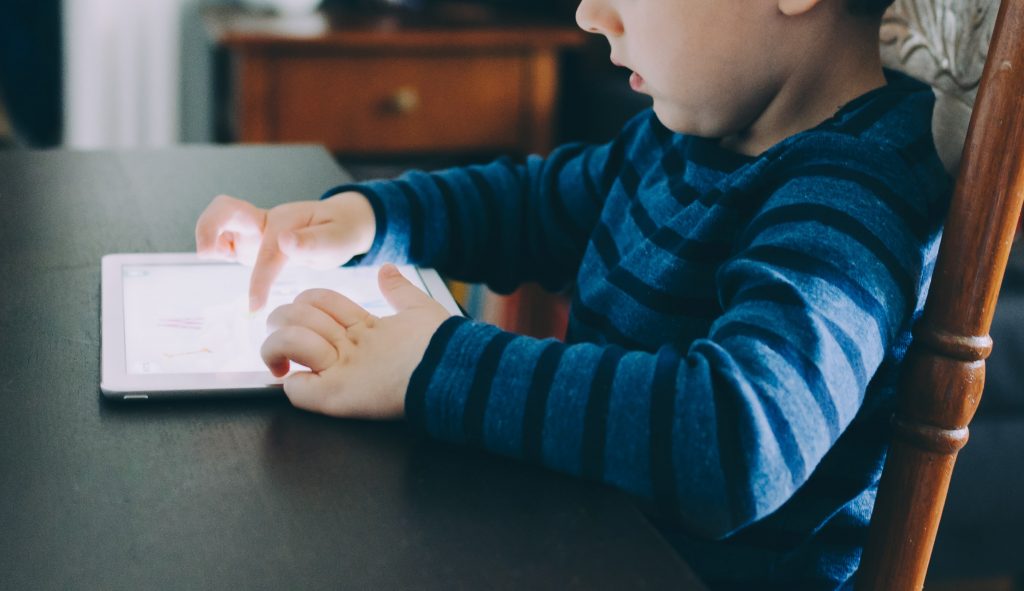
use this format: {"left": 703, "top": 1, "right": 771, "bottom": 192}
{"left": 319, "top": 131, "right": 629, "bottom": 291}
{"left": 404, "top": 314, "right": 858, "bottom": 540}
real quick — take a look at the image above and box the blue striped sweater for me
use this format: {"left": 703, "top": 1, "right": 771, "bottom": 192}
{"left": 325, "top": 69, "right": 952, "bottom": 589}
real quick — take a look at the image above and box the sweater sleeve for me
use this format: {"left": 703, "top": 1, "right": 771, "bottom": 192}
{"left": 320, "top": 115, "right": 647, "bottom": 294}
{"left": 403, "top": 149, "right": 945, "bottom": 540}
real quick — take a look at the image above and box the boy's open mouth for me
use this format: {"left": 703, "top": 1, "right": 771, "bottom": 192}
{"left": 610, "top": 57, "right": 645, "bottom": 92}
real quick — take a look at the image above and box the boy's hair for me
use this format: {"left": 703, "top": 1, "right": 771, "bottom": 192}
{"left": 848, "top": 0, "right": 896, "bottom": 15}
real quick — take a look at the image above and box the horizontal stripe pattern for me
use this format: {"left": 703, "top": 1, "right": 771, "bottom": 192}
{"left": 340, "top": 68, "right": 952, "bottom": 589}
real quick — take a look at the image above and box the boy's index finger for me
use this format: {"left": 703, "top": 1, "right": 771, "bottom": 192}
{"left": 249, "top": 233, "right": 288, "bottom": 312}
{"left": 248, "top": 201, "right": 318, "bottom": 312}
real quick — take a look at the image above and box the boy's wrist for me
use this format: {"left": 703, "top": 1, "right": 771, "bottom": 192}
{"left": 404, "top": 315, "right": 472, "bottom": 433}
{"left": 323, "top": 191, "right": 376, "bottom": 256}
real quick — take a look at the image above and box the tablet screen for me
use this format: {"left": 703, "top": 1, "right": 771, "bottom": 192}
{"left": 121, "top": 263, "right": 424, "bottom": 375}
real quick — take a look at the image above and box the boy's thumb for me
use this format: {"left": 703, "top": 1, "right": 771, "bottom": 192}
{"left": 379, "top": 264, "right": 430, "bottom": 312}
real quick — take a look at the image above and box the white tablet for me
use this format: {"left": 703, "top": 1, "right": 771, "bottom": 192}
{"left": 101, "top": 253, "right": 462, "bottom": 400}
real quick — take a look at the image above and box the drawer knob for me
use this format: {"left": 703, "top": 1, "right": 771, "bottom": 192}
{"left": 388, "top": 86, "right": 421, "bottom": 114}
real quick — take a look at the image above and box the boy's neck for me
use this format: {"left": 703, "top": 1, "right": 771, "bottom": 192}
{"left": 718, "top": 22, "right": 887, "bottom": 157}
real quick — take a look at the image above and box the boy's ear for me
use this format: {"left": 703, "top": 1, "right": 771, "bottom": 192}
{"left": 778, "top": 0, "right": 825, "bottom": 16}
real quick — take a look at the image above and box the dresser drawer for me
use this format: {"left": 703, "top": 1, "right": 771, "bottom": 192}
{"left": 268, "top": 53, "right": 528, "bottom": 153}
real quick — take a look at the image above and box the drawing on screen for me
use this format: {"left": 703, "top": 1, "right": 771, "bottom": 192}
{"left": 164, "top": 346, "right": 213, "bottom": 359}
{"left": 124, "top": 263, "right": 417, "bottom": 375}
{"left": 157, "top": 317, "right": 204, "bottom": 330}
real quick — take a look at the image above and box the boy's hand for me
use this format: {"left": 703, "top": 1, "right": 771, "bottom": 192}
{"left": 260, "top": 264, "right": 452, "bottom": 419}
{"left": 194, "top": 192, "right": 376, "bottom": 311}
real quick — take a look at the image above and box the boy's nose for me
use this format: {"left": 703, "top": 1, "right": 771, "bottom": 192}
{"left": 575, "top": 0, "right": 624, "bottom": 36}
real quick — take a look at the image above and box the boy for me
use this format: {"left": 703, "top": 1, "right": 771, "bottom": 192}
{"left": 195, "top": 0, "right": 952, "bottom": 587}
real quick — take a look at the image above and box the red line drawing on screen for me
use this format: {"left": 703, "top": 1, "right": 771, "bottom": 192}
{"left": 157, "top": 317, "right": 204, "bottom": 330}
{"left": 163, "top": 347, "right": 213, "bottom": 359}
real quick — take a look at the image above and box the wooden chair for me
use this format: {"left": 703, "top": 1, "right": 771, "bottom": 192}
{"left": 857, "top": 0, "right": 1024, "bottom": 588}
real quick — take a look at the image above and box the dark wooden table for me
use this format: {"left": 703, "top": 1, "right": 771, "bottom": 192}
{"left": 0, "top": 146, "right": 705, "bottom": 590}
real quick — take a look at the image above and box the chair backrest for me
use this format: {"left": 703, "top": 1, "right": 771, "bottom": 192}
{"left": 857, "top": 0, "right": 1024, "bottom": 589}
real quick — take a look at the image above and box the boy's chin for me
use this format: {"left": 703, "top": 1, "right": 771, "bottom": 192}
{"left": 651, "top": 105, "right": 705, "bottom": 136}
{"left": 652, "top": 103, "right": 746, "bottom": 143}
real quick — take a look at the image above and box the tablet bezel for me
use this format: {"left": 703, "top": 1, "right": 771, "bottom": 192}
{"left": 100, "top": 253, "right": 463, "bottom": 400}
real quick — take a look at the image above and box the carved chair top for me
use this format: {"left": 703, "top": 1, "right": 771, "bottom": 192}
{"left": 879, "top": 0, "right": 1000, "bottom": 174}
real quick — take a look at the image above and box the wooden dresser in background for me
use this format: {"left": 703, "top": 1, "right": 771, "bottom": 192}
{"left": 204, "top": 5, "right": 585, "bottom": 338}
{"left": 203, "top": 5, "right": 584, "bottom": 156}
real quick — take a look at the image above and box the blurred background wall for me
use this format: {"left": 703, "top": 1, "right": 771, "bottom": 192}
{"left": 0, "top": 0, "right": 648, "bottom": 151}
{"left": 0, "top": 0, "right": 63, "bottom": 147}
{"left": 63, "top": 0, "right": 222, "bottom": 148}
